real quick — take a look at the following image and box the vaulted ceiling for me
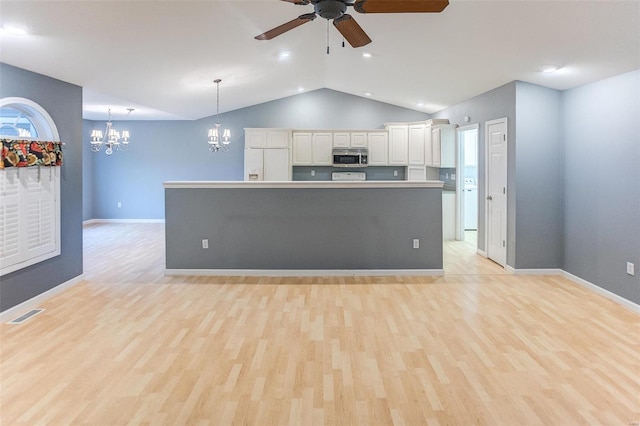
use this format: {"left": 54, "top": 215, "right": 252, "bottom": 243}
{"left": 1, "top": 0, "right": 638, "bottom": 121}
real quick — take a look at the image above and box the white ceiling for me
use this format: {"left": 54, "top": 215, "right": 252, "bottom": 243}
{"left": 1, "top": 0, "right": 638, "bottom": 121}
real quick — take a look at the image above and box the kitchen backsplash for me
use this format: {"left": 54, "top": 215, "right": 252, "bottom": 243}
{"left": 293, "top": 166, "right": 406, "bottom": 181}
{"left": 439, "top": 167, "right": 457, "bottom": 191}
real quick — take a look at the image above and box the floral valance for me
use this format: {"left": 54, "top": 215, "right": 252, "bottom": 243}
{"left": 1, "top": 139, "right": 63, "bottom": 169}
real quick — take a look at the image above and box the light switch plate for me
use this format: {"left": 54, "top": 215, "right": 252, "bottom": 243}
{"left": 627, "top": 262, "right": 635, "bottom": 276}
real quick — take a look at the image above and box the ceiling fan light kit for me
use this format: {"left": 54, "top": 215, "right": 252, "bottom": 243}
{"left": 255, "top": 0, "right": 449, "bottom": 48}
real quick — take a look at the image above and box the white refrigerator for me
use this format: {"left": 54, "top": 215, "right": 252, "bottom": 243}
{"left": 244, "top": 148, "right": 290, "bottom": 181}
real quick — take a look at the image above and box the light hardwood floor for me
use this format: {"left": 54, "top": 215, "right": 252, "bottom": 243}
{"left": 1, "top": 223, "right": 639, "bottom": 425}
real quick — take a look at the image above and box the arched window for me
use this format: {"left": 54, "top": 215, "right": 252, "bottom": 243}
{"left": 0, "top": 97, "right": 61, "bottom": 276}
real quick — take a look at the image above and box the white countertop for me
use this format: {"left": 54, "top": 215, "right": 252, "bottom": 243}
{"left": 163, "top": 180, "right": 444, "bottom": 189}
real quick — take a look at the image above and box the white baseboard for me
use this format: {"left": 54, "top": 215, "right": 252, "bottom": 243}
{"left": 477, "top": 249, "right": 487, "bottom": 258}
{"left": 505, "top": 265, "right": 515, "bottom": 274}
{"left": 512, "top": 268, "right": 564, "bottom": 276}
{"left": 83, "top": 219, "right": 165, "bottom": 225}
{"left": 1, "top": 273, "right": 85, "bottom": 323}
{"left": 165, "top": 269, "right": 445, "bottom": 277}
{"left": 506, "top": 268, "right": 639, "bottom": 314}
{"left": 561, "top": 270, "right": 640, "bottom": 314}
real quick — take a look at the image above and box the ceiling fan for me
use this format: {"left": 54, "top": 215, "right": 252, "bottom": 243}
{"left": 255, "top": 0, "right": 449, "bottom": 48}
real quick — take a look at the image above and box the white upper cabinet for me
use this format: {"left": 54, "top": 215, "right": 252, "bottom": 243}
{"left": 425, "top": 125, "right": 433, "bottom": 166}
{"left": 292, "top": 132, "right": 313, "bottom": 165}
{"left": 333, "top": 132, "right": 350, "bottom": 148}
{"left": 312, "top": 133, "right": 333, "bottom": 165}
{"left": 432, "top": 124, "right": 456, "bottom": 168}
{"left": 351, "top": 132, "right": 368, "bottom": 148}
{"left": 408, "top": 124, "right": 426, "bottom": 166}
{"left": 386, "top": 124, "right": 408, "bottom": 165}
{"left": 333, "top": 132, "right": 368, "bottom": 149}
{"left": 245, "top": 128, "right": 291, "bottom": 149}
{"left": 368, "top": 132, "right": 388, "bottom": 165}
{"left": 293, "top": 132, "right": 333, "bottom": 165}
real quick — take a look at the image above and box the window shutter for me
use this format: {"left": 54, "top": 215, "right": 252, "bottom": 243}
{"left": 24, "top": 167, "right": 56, "bottom": 257}
{"left": 0, "top": 168, "right": 21, "bottom": 266}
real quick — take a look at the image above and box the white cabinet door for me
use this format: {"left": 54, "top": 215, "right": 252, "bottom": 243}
{"left": 264, "top": 149, "right": 290, "bottom": 181}
{"left": 407, "top": 166, "right": 426, "bottom": 181}
{"left": 244, "top": 149, "right": 264, "bottom": 180}
{"left": 351, "top": 132, "right": 368, "bottom": 148}
{"left": 245, "top": 129, "right": 267, "bottom": 148}
{"left": 292, "top": 133, "right": 313, "bottom": 165}
{"left": 425, "top": 125, "right": 433, "bottom": 166}
{"left": 432, "top": 127, "right": 441, "bottom": 167}
{"left": 368, "top": 132, "right": 388, "bottom": 165}
{"left": 408, "top": 124, "right": 425, "bottom": 166}
{"left": 333, "top": 132, "right": 350, "bottom": 148}
{"left": 387, "top": 125, "right": 408, "bottom": 165}
{"left": 312, "top": 133, "right": 333, "bottom": 165}
{"left": 267, "top": 130, "right": 290, "bottom": 148}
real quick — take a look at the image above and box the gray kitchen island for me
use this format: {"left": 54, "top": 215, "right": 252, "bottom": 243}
{"left": 163, "top": 180, "right": 444, "bottom": 276}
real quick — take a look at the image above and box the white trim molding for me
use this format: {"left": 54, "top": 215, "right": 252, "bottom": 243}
{"left": 165, "top": 269, "right": 445, "bottom": 277}
{"left": 83, "top": 219, "right": 165, "bottom": 225}
{"left": 1, "top": 273, "right": 85, "bottom": 323}
{"left": 505, "top": 268, "right": 639, "bottom": 314}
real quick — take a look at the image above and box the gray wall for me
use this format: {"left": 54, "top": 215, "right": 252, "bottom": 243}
{"left": 431, "top": 82, "right": 516, "bottom": 261}
{"left": 562, "top": 70, "right": 640, "bottom": 304}
{"left": 0, "top": 63, "right": 83, "bottom": 312}
{"left": 87, "top": 89, "right": 428, "bottom": 220}
{"left": 165, "top": 187, "right": 443, "bottom": 270}
{"left": 82, "top": 120, "right": 94, "bottom": 220}
{"left": 514, "top": 82, "right": 563, "bottom": 268}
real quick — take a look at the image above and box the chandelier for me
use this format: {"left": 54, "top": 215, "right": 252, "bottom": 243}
{"left": 208, "top": 79, "right": 231, "bottom": 152}
{"left": 90, "top": 108, "right": 134, "bottom": 155}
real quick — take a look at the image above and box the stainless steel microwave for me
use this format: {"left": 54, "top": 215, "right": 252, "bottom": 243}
{"left": 332, "top": 148, "right": 368, "bottom": 168}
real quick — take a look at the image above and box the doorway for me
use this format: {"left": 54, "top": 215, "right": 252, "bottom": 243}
{"left": 456, "top": 124, "right": 479, "bottom": 242}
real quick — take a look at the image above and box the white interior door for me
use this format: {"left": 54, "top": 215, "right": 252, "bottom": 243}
{"left": 485, "top": 118, "right": 508, "bottom": 267}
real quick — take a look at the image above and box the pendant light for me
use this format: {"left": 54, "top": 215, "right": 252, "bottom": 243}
{"left": 207, "top": 79, "right": 231, "bottom": 152}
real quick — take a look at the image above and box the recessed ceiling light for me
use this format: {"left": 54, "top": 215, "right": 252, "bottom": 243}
{"left": 362, "top": 52, "right": 372, "bottom": 58}
{"left": 364, "top": 92, "right": 372, "bottom": 97}
{"left": 417, "top": 102, "right": 425, "bottom": 107}
{"left": 279, "top": 51, "right": 291, "bottom": 60}
{"left": 1, "top": 23, "right": 29, "bottom": 35}
{"left": 298, "top": 87, "right": 304, "bottom": 92}
{"left": 540, "top": 64, "right": 561, "bottom": 73}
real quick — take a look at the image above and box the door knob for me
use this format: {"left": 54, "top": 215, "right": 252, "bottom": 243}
{"left": 486, "top": 195, "right": 493, "bottom": 201}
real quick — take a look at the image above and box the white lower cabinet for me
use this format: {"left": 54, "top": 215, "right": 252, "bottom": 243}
{"left": 244, "top": 148, "right": 290, "bottom": 181}
{"left": 443, "top": 192, "right": 456, "bottom": 241}
{"left": 407, "top": 166, "right": 427, "bottom": 181}
{"left": 368, "top": 132, "right": 388, "bottom": 165}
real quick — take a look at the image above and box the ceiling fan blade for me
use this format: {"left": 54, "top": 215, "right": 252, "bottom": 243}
{"left": 333, "top": 15, "right": 372, "bottom": 48}
{"left": 255, "top": 13, "right": 317, "bottom": 40}
{"left": 354, "top": 0, "right": 449, "bottom": 14}
{"left": 280, "top": 0, "right": 310, "bottom": 4}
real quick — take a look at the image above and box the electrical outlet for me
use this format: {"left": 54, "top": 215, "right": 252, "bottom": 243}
{"left": 311, "top": 170, "right": 315, "bottom": 177}
{"left": 627, "top": 262, "right": 635, "bottom": 276}
{"left": 202, "top": 239, "right": 209, "bottom": 249}
{"left": 451, "top": 173, "right": 456, "bottom": 180}
{"left": 413, "top": 239, "right": 419, "bottom": 249}
{"left": 117, "top": 202, "right": 122, "bottom": 208}
{"left": 394, "top": 170, "right": 398, "bottom": 177}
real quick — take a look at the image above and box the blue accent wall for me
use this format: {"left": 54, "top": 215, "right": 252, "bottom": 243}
{"left": 562, "top": 70, "right": 640, "bottom": 303}
{"left": 0, "top": 63, "right": 83, "bottom": 312}
{"left": 514, "top": 82, "right": 563, "bottom": 268}
{"left": 89, "top": 89, "right": 429, "bottom": 219}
